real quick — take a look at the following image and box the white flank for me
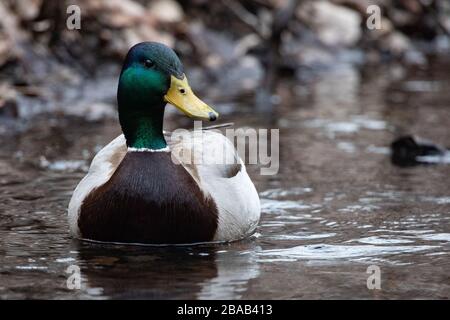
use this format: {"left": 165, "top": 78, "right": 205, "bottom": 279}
{"left": 169, "top": 130, "right": 261, "bottom": 241}
{"left": 67, "top": 135, "right": 127, "bottom": 237}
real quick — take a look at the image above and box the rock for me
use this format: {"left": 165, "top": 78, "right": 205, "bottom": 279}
{"left": 82, "top": 0, "right": 147, "bottom": 28}
{"left": 403, "top": 49, "right": 427, "bottom": 65}
{"left": 0, "top": 83, "right": 19, "bottom": 118}
{"left": 297, "top": 1, "right": 362, "bottom": 47}
{"left": 0, "top": 2, "right": 25, "bottom": 67}
{"left": 0, "top": 100, "right": 19, "bottom": 118}
{"left": 233, "top": 34, "right": 262, "bottom": 58}
{"left": 0, "top": 34, "right": 13, "bottom": 66}
{"left": 380, "top": 31, "right": 412, "bottom": 56}
{"left": 11, "top": 0, "right": 42, "bottom": 21}
{"left": 184, "top": 22, "right": 263, "bottom": 97}
{"left": 66, "top": 102, "right": 116, "bottom": 122}
{"left": 78, "top": 0, "right": 176, "bottom": 58}
{"left": 148, "top": 0, "right": 184, "bottom": 24}
{"left": 210, "top": 55, "right": 264, "bottom": 99}
{"left": 296, "top": 45, "right": 336, "bottom": 68}
{"left": 112, "top": 26, "right": 174, "bottom": 58}
{"left": 187, "top": 22, "right": 236, "bottom": 66}
{"left": 331, "top": 0, "right": 381, "bottom": 15}
{"left": 83, "top": 102, "right": 116, "bottom": 122}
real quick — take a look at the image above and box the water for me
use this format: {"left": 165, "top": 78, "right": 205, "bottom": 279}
{"left": 1, "top": 59, "right": 449, "bottom": 299}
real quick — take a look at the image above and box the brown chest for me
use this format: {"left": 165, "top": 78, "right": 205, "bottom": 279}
{"left": 78, "top": 152, "right": 218, "bottom": 244}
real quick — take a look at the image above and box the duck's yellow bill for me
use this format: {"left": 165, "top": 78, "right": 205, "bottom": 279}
{"left": 164, "top": 74, "right": 218, "bottom": 121}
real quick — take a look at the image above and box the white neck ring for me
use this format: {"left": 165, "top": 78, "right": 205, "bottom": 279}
{"left": 127, "top": 146, "right": 170, "bottom": 153}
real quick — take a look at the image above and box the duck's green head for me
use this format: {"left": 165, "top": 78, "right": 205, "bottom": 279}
{"left": 117, "top": 42, "right": 218, "bottom": 149}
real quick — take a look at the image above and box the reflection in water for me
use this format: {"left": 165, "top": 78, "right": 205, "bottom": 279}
{"left": 197, "top": 246, "right": 261, "bottom": 299}
{"left": 0, "top": 59, "right": 450, "bottom": 299}
{"left": 64, "top": 241, "right": 260, "bottom": 299}
{"left": 74, "top": 242, "right": 219, "bottom": 299}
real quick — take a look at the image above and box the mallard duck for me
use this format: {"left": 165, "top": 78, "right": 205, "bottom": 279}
{"left": 68, "top": 42, "right": 260, "bottom": 244}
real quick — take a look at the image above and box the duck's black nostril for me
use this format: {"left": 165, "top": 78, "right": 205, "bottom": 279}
{"left": 208, "top": 112, "right": 217, "bottom": 121}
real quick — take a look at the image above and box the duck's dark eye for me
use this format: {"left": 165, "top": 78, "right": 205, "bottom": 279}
{"left": 143, "top": 59, "right": 154, "bottom": 68}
